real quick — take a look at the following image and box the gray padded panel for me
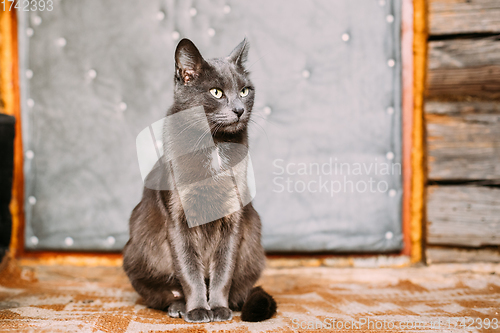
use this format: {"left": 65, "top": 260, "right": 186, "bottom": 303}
{"left": 19, "top": 0, "right": 402, "bottom": 252}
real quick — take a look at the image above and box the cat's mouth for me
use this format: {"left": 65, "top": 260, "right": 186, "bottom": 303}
{"left": 208, "top": 114, "right": 244, "bottom": 128}
{"left": 208, "top": 113, "right": 248, "bottom": 134}
{"left": 216, "top": 119, "right": 245, "bottom": 133}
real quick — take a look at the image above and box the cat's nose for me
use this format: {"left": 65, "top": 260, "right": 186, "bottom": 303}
{"left": 233, "top": 107, "right": 244, "bottom": 119}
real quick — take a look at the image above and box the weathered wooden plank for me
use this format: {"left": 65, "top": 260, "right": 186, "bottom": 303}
{"left": 427, "top": 38, "right": 500, "bottom": 100}
{"left": 426, "top": 246, "right": 500, "bottom": 263}
{"left": 427, "top": 65, "right": 500, "bottom": 100}
{"left": 428, "top": 39, "right": 500, "bottom": 70}
{"left": 429, "top": 0, "right": 500, "bottom": 35}
{"left": 427, "top": 186, "right": 500, "bottom": 247}
{"left": 426, "top": 112, "right": 500, "bottom": 179}
{"left": 425, "top": 100, "right": 500, "bottom": 115}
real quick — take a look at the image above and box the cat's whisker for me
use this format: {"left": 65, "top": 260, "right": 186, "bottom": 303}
{"left": 248, "top": 119, "right": 271, "bottom": 146}
{"left": 193, "top": 126, "right": 213, "bottom": 152}
{"left": 175, "top": 117, "right": 207, "bottom": 136}
{"left": 250, "top": 113, "right": 269, "bottom": 122}
{"left": 252, "top": 112, "right": 280, "bottom": 127}
{"left": 249, "top": 118, "right": 269, "bottom": 137}
{"left": 207, "top": 122, "right": 221, "bottom": 137}
{"left": 213, "top": 123, "right": 224, "bottom": 137}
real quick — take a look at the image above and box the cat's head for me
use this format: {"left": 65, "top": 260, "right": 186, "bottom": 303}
{"left": 173, "top": 38, "right": 254, "bottom": 135}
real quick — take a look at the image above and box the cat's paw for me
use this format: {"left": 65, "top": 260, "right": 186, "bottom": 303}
{"left": 167, "top": 300, "right": 186, "bottom": 318}
{"left": 184, "top": 308, "right": 213, "bottom": 323}
{"left": 211, "top": 307, "right": 233, "bottom": 321}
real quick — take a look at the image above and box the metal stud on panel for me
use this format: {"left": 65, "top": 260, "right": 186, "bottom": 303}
{"left": 387, "top": 59, "right": 395, "bottom": 67}
{"left": 207, "top": 28, "right": 216, "bottom": 37}
{"left": 26, "top": 28, "right": 34, "bottom": 37}
{"left": 386, "top": 106, "right": 394, "bottom": 114}
{"left": 263, "top": 106, "right": 272, "bottom": 116}
{"left": 341, "top": 33, "right": 350, "bottom": 42}
{"left": 88, "top": 69, "right": 97, "bottom": 79}
{"left": 119, "top": 102, "right": 127, "bottom": 111}
{"left": 107, "top": 236, "right": 116, "bottom": 245}
{"left": 388, "top": 189, "right": 397, "bottom": 197}
{"left": 64, "top": 237, "right": 74, "bottom": 246}
{"left": 157, "top": 11, "right": 165, "bottom": 20}
{"left": 27, "top": 99, "right": 35, "bottom": 107}
{"left": 223, "top": 5, "right": 231, "bottom": 14}
{"left": 28, "top": 196, "right": 37, "bottom": 205}
{"left": 385, "top": 231, "right": 393, "bottom": 240}
{"left": 30, "top": 236, "right": 39, "bottom": 245}
{"left": 386, "top": 15, "right": 394, "bottom": 23}
{"left": 172, "top": 31, "right": 180, "bottom": 40}
{"left": 56, "top": 37, "right": 66, "bottom": 47}
{"left": 32, "top": 16, "right": 42, "bottom": 26}
{"left": 302, "top": 70, "right": 310, "bottom": 79}
{"left": 189, "top": 8, "right": 197, "bottom": 17}
{"left": 386, "top": 151, "right": 394, "bottom": 160}
{"left": 26, "top": 70, "right": 33, "bottom": 79}
{"left": 26, "top": 150, "right": 34, "bottom": 159}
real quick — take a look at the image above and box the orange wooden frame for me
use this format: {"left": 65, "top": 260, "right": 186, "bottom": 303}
{"left": 2, "top": 1, "right": 427, "bottom": 266}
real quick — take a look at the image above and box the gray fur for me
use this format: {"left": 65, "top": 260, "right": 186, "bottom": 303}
{"left": 123, "top": 38, "right": 269, "bottom": 323}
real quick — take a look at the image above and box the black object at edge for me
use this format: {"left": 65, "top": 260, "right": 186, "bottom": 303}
{"left": 0, "top": 114, "right": 15, "bottom": 260}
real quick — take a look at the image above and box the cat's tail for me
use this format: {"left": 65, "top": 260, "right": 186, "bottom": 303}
{"left": 240, "top": 286, "right": 277, "bottom": 322}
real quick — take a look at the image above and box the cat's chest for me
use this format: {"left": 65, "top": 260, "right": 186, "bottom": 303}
{"left": 174, "top": 143, "right": 247, "bottom": 188}
{"left": 171, "top": 142, "right": 248, "bottom": 228}
{"left": 189, "top": 219, "right": 238, "bottom": 277}
{"left": 208, "top": 145, "right": 225, "bottom": 175}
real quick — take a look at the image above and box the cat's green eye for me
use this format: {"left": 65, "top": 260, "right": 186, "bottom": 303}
{"left": 240, "top": 87, "right": 250, "bottom": 97}
{"left": 210, "top": 88, "right": 223, "bottom": 99}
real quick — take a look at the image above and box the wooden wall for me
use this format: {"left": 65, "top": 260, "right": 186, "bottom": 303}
{"left": 425, "top": 0, "right": 500, "bottom": 263}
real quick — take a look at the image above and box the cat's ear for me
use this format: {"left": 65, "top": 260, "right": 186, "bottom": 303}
{"left": 175, "top": 39, "right": 205, "bottom": 84}
{"left": 228, "top": 38, "right": 249, "bottom": 67}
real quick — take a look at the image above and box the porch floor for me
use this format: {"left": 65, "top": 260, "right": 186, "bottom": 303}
{"left": 0, "top": 257, "right": 499, "bottom": 332}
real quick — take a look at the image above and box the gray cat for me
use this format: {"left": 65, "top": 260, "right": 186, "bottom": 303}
{"left": 123, "top": 38, "right": 277, "bottom": 323}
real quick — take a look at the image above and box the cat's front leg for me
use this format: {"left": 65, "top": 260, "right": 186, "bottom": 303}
{"left": 168, "top": 231, "right": 212, "bottom": 323}
{"left": 208, "top": 228, "right": 240, "bottom": 321}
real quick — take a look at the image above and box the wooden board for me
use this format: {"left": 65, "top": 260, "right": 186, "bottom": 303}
{"left": 427, "top": 38, "right": 500, "bottom": 100}
{"left": 429, "top": 0, "right": 500, "bottom": 35}
{"left": 426, "top": 246, "right": 500, "bottom": 263}
{"left": 428, "top": 38, "right": 500, "bottom": 70}
{"left": 426, "top": 100, "right": 500, "bottom": 115}
{"left": 427, "top": 66, "right": 500, "bottom": 100}
{"left": 426, "top": 110, "right": 500, "bottom": 180}
{"left": 427, "top": 185, "right": 500, "bottom": 247}
{"left": 405, "top": 0, "right": 428, "bottom": 263}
